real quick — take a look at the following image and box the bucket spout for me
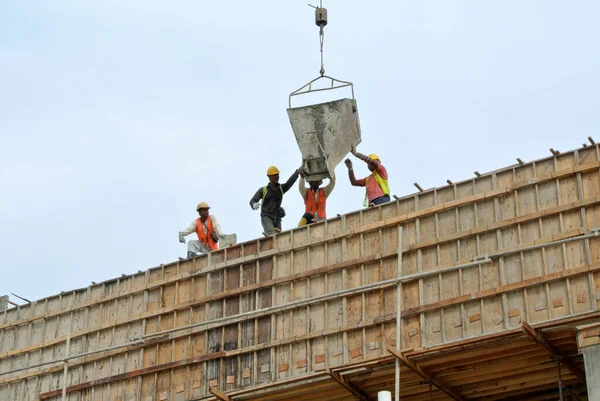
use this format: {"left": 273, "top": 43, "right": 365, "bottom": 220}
{"left": 287, "top": 98, "right": 361, "bottom": 181}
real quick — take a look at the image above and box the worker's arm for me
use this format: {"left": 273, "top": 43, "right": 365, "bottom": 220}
{"left": 322, "top": 171, "right": 336, "bottom": 198}
{"left": 180, "top": 221, "right": 197, "bottom": 236}
{"left": 209, "top": 215, "right": 223, "bottom": 237}
{"left": 351, "top": 148, "right": 380, "bottom": 170}
{"left": 345, "top": 159, "right": 365, "bottom": 187}
{"left": 298, "top": 176, "right": 308, "bottom": 199}
{"left": 179, "top": 220, "right": 198, "bottom": 243}
{"left": 282, "top": 169, "right": 301, "bottom": 193}
{"left": 249, "top": 188, "right": 262, "bottom": 210}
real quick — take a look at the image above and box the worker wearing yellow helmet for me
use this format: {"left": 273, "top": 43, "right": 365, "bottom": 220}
{"left": 249, "top": 165, "right": 301, "bottom": 235}
{"left": 178, "top": 202, "right": 223, "bottom": 259}
{"left": 345, "top": 146, "right": 390, "bottom": 207}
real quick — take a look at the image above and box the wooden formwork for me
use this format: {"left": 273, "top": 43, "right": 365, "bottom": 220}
{"left": 1, "top": 143, "right": 599, "bottom": 401}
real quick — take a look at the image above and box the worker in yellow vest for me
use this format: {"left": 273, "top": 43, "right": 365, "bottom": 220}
{"left": 297, "top": 171, "right": 336, "bottom": 226}
{"left": 345, "top": 147, "right": 390, "bottom": 206}
{"left": 249, "top": 166, "right": 301, "bottom": 235}
{"left": 178, "top": 202, "right": 222, "bottom": 258}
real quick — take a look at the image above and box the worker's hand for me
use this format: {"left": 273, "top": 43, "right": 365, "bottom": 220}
{"left": 252, "top": 202, "right": 260, "bottom": 211}
{"left": 178, "top": 232, "right": 186, "bottom": 244}
{"left": 210, "top": 232, "right": 219, "bottom": 243}
{"left": 350, "top": 145, "right": 358, "bottom": 155}
{"left": 295, "top": 168, "right": 302, "bottom": 175}
{"left": 344, "top": 158, "right": 353, "bottom": 169}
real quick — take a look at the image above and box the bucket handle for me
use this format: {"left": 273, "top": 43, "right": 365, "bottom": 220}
{"left": 289, "top": 75, "right": 354, "bottom": 108}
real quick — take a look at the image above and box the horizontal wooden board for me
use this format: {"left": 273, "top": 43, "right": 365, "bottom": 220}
{"left": 1, "top": 144, "right": 599, "bottom": 401}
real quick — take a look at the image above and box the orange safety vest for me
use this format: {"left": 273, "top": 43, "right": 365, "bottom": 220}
{"left": 305, "top": 188, "right": 327, "bottom": 219}
{"left": 196, "top": 217, "right": 218, "bottom": 251}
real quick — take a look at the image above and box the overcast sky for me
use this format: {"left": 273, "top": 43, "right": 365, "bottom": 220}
{"left": 1, "top": 1, "right": 598, "bottom": 303}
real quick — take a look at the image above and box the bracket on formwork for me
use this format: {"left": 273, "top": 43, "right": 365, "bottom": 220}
{"left": 288, "top": 75, "right": 361, "bottom": 181}
{"left": 210, "top": 386, "right": 233, "bottom": 401}
{"left": 0, "top": 295, "right": 7, "bottom": 312}
{"left": 326, "top": 368, "right": 371, "bottom": 401}
{"left": 386, "top": 345, "right": 467, "bottom": 401}
{"left": 521, "top": 322, "right": 586, "bottom": 381}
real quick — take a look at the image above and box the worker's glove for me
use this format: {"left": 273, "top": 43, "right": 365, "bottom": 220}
{"left": 344, "top": 158, "right": 353, "bottom": 169}
{"left": 350, "top": 145, "right": 357, "bottom": 155}
{"left": 210, "top": 232, "right": 219, "bottom": 243}
{"left": 178, "top": 232, "right": 186, "bottom": 243}
{"left": 252, "top": 202, "right": 260, "bottom": 211}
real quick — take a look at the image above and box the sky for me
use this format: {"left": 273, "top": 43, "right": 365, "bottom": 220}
{"left": 1, "top": 1, "right": 599, "bottom": 303}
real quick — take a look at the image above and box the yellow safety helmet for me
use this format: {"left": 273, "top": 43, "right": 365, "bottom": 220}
{"left": 196, "top": 202, "right": 210, "bottom": 211}
{"left": 369, "top": 153, "right": 381, "bottom": 161}
{"left": 266, "top": 166, "right": 280, "bottom": 176}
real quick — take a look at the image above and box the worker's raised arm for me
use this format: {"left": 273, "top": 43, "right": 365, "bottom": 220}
{"left": 345, "top": 159, "right": 365, "bottom": 187}
{"left": 249, "top": 188, "right": 262, "bottom": 210}
{"left": 351, "top": 148, "right": 380, "bottom": 170}
{"left": 322, "top": 171, "right": 336, "bottom": 198}
{"left": 282, "top": 168, "right": 301, "bottom": 193}
{"left": 298, "top": 175, "right": 308, "bottom": 199}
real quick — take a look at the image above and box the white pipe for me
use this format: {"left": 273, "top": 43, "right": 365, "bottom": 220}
{"left": 378, "top": 390, "right": 392, "bottom": 401}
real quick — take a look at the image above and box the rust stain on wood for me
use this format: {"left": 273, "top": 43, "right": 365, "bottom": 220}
{"left": 350, "top": 348, "right": 362, "bottom": 359}
{"left": 552, "top": 298, "right": 563, "bottom": 308}
{"left": 315, "top": 354, "right": 325, "bottom": 363}
{"left": 469, "top": 314, "right": 481, "bottom": 323}
{"left": 278, "top": 363, "right": 289, "bottom": 372}
{"left": 508, "top": 309, "right": 521, "bottom": 318}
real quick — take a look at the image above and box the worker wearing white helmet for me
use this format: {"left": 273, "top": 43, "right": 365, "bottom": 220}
{"left": 178, "top": 202, "right": 223, "bottom": 258}
{"left": 249, "top": 165, "right": 301, "bottom": 235}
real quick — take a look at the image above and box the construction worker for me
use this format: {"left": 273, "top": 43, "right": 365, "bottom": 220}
{"left": 345, "top": 147, "right": 390, "bottom": 206}
{"left": 178, "top": 202, "right": 222, "bottom": 258}
{"left": 297, "top": 171, "right": 336, "bottom": 226}
{"left": 250, "top": 166, "right": 301, "bottom": 235}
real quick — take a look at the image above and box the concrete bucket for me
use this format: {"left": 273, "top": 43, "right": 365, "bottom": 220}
{"left": 287, "top": 76, "right": 361, "bottom": 181}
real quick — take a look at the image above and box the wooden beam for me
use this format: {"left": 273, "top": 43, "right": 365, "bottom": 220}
{"left": 386, "top": 345, "right": 466, "bottom": 401}
{"left": 326, "top": 368, "right": 372, "bottom": 401}
{"left": 210, "top": 386, "right": 233, "bottom": 401}
{"left": 37, "top": 351, "right": 226, "bottom": 399}
{"left": 521, "top": 322, "right": 586, "bottom": 381}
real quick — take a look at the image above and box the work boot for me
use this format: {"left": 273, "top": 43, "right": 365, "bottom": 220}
{"left": 187, "top": 251, "right": 195, "bottom": 259}
{"left": 297, "top": 217, "right": 308, "bottom": 227}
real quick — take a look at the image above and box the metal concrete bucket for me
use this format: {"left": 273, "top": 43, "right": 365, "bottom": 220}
{"left": 287, "top": 75, "right": 361, "bottom": 181}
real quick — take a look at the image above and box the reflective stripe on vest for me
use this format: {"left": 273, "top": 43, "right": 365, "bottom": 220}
{"left": 261, "top": 185, "right": 284, "bottom": 206}
{"left": 196, "top": 217, "right": 218, "bottom": 251}
{"left": 363, "top": 171, "right": 390, "bottom": 206}
{"left": 305, "top": 188, "right": 326, "bottom": 219}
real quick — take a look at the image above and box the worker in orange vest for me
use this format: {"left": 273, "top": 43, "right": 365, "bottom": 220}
{"left": 345, "top": 147, "right": 390, "bottom": 207}
{"left": 178, "top": 202, "right": 222, "bottom": 258}
{"left": 297, "top": 171, "right": 336, "bottom": 226}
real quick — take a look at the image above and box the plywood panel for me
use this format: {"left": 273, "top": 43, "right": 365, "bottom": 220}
{"left": 2, "top": 144, "right": 598, "bottom": 401}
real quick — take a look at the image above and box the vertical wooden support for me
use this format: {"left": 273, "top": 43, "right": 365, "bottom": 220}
{"left": 395, "top": 226, "right": 403, "bottom": 401}
{"left": 61, "top": 330, "right": 71, "bottom": 401}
